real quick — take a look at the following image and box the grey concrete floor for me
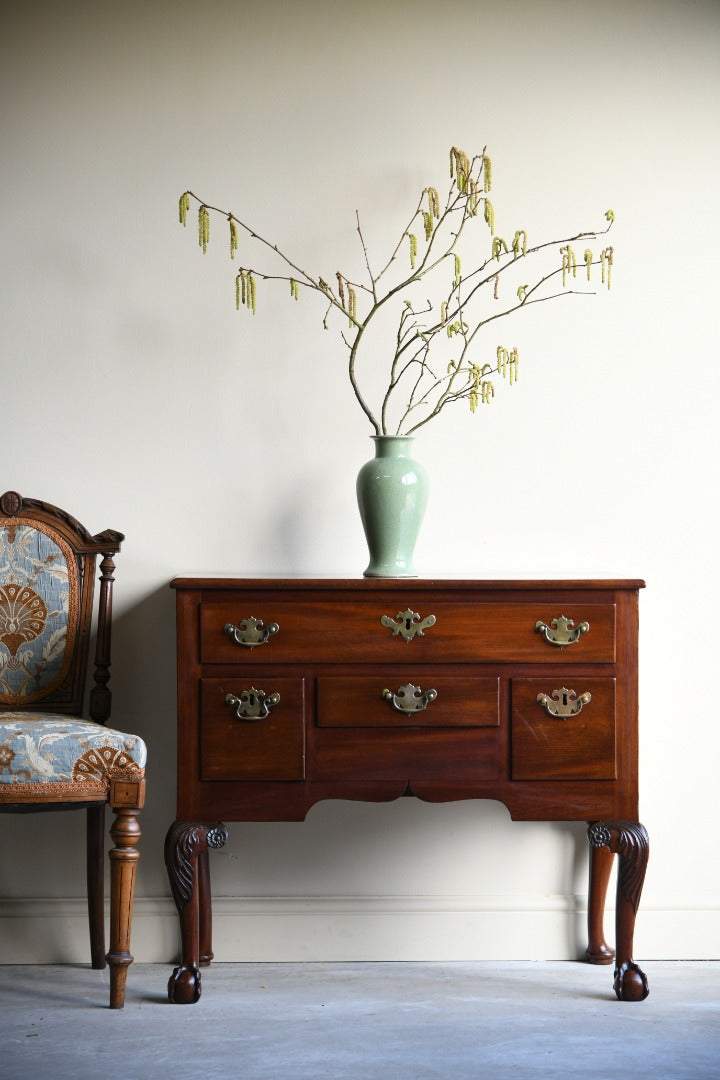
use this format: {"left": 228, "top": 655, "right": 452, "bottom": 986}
{"left": 1, "top": 961, "right": 718, "bottom": 1080}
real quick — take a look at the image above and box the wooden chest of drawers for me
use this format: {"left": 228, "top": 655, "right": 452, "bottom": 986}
{"left": 165, "top": 579, "right": 649, "bottom": 1004}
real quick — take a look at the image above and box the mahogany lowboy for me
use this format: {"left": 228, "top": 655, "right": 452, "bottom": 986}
{"left": 166, "top": 578, "right": 649, "bottom": 1004}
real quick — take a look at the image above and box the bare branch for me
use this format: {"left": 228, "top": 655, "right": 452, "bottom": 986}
{"left": 178, "top": 153, "right": 613, "bottom": 436}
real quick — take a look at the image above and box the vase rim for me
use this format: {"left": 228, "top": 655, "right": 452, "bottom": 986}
{"left": 371, "top": 434, "right": 414, "bottom": 440}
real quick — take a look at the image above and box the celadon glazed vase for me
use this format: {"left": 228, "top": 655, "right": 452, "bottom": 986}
{"left": 356, "top": 436, "right": 428, "bottom": 577}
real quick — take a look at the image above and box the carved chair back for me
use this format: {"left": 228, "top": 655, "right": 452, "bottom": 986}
{"left": 0, "top": 491, "right": 123, "bottom": 722}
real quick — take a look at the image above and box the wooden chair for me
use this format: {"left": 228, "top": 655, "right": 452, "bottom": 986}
{"left": 0, "top": 491, "right": 146, "bottom": 1008}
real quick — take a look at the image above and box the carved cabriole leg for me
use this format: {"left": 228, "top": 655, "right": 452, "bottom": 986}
{"left": 86, "top": 804, "right": 106, "bottom": 969}
{"left": 585, "top": 840, "right": 615, "bottom": 964}
{"left": 164, "top": 821, "right": 228, "bottom": 1004}
{"left": 106, "top": 777, "right": 145, "bottom": 1009}
{"left": 588, "top": 822, "right": 650, "bottom": 1001}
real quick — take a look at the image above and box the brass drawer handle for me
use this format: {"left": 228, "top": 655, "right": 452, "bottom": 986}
{"left": 380, "top": 609, "right": 436, "bottom": 642}
{"left": 536, "top": 687, "right": 592, "bottom": 718}
{"left": 225, "top": 687, "right": 281, "bottom": 720}
{"left": 535, "top": 614, "right": 590, "bottom": 647}
{"left": 224, "top": 616, "right": 279, "bottom": 649}
{"left": 382, "top": 683, "right": 438, "bottom": 714}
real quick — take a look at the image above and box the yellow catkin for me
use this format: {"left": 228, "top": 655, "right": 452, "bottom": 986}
{"left": 241, "top": 271, "right": 247, "bottom": 307}
{"left": 469, "top": 363, "right": 481, "bottom": 413}
{"left": 423, "top": 211, "right": 433, "bottom": 240}
{"left": 348, "top": 285, "right": 357, "bottom": 326}
{"left": 560, "top": 245, "right": 577, "bottom": 286}
{"left": 469, "top": 179, "right": 479, "bottom": 216}
{"left": 409, "top": 234, "right": 418, "bottom": 269}
{"left": 440, "top": 301, "right": 447, "bottom": 324}
{"left": 481, "top": 381, "right": 494, "bottom": 404}
{"left": 483, "top": 154, "right": 492, "bottom": 193}
{"left": 508, "top": 347, "right": 519, "bottom": 385}
{"left": 492, "top": 237, "right": 508, "bottom": 261}
{"left": 454, "top": 254, "right": 461, "bottom": 285}
{"left": 249, "top": 273, "right": 256, "bottom": 314}
{"left": 198, "top": 206, "right": 211, "bottom": 253}
{"left": 601, "top": 246, "right": 614, "bottom": 289}
{"left": 484, "top": 199, "right": 495, "bottom": 235}
{"left": 584, "top": 249, "right": 593, "bottom": 281}
{"left": 290, "top": 279, "right": 299, "bottom": 300}
{"left": 229, "top": 217, "right": 238, "bottom": 259}
{"left": 179, "top": 192, "right": 190, "bottom": 226}
{"left": 336, "top": 272, "right": 345, "bottom": 307}
{"left": 497, "top": 346, "right": 508, "bottom": 378}
{"left": 605, "top": 209, "right": 615, "bottom": 224}
{"left": 236, "top": 274, "right": 241, "bottom": 310}
{"left": 517, "top": 285, "right": 527, "bottom": 302}
{"left": 427, "top": 187, "right": 440, "bottom": 218}
{"left": 512, "top": 230, "right": 527, "bottom": 257}
{"left": 450, "top": 147, "right": 469, "bottom": 193}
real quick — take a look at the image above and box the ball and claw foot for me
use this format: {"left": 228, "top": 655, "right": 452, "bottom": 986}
{"left": 614, "top": 961, "right": 649, "bottom": 1002}
{"left": 168, "top": 964, "right": 202, "bottom": 1004}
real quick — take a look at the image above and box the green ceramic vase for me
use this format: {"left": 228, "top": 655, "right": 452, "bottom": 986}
{"left": 356, "top": 436, "right": 428, "bottom": 578}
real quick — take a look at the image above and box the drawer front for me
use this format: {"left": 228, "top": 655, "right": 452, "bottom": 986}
{"left": 511, "top": 677, "right": 616, "bottom": 780}
{"left": 317, "top": 674, "right": 500, "bottom": 728}
{"left": 200, "top": 597, "right": 615, "bottom": 664}
{"left": 200, "top": 677, "right": 305, "bottom": 781}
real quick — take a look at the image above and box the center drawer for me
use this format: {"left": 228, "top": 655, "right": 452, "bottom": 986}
{"left": 199, "top": 597, "right": 616, "bottom": 664}
{"left": 317, "top": 674, "right": 499, "bottom": 728}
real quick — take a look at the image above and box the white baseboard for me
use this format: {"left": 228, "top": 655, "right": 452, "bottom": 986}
{"left": 1, "top": 895, "right": 718, "bottom": 964}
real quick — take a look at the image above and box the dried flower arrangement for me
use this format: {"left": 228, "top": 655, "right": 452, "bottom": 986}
{"left": 179, "top": 147, "right": 614, "bottom": 435}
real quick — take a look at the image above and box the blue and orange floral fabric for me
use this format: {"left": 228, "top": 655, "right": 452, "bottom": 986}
{"left": 0, "top": 523, "right": 77, "bottom": 704}
{"left": 0, "top": 713, "right": 147, "bottom": 799}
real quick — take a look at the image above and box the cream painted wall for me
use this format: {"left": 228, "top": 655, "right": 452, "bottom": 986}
{"left": 1, "top": 0, "right": 719, "bottom": 964}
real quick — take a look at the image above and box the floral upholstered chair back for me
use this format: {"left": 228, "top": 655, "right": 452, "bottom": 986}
{"left": 0, "top": 491, "right": 121, "bottom": 718}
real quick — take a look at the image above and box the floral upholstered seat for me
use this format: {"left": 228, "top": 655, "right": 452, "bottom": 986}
{"left": 0, "top": 491, "right": 146, "bottom": 1009}
{"left": 0, "top": 713, "right": 146, "bottom": 797}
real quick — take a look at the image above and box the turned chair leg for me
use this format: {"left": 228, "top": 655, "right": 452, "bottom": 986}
{"left": 86, "top": 804, "right": 106, "bottom": 969}
{"left": 106, "top": 778, "right": 145, "bottom": 1009}
{"left": 585, "top": 840, "right": 615, "bottom": 964}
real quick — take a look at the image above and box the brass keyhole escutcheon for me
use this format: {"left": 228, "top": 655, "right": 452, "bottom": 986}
{"left": 535, "top": 615, "right": 590, "bottom": 648}
{"left": 380, "top": 609, "right": 436, "bottom": 642}
{"left": 224, "top": 617, "right": 279, "bottom": 649}
{"left": 382, "top": 683, "right": 438, "bottom": 714}
{"left": 225, "top": 687, "right": 281, "bottom": 721}
{"left": 536, "top": 687, "right": 592, "bottom": 719}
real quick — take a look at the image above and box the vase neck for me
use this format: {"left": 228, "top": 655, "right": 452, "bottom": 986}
{"left": 372, "top": 435, "right": 414, "bottom": 458}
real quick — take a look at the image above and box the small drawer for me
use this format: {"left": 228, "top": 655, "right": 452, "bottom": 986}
{"left": 317, "top": 674, "right": 500, "bottom": 728}
{"left": 200, "top": 677, "right": 305, "bottom": 781}
{"left": 511, "top": 677, "right": 616, "bottom": 780}
{"left": 200, "top": 596, "right": 615, "bottom": 664}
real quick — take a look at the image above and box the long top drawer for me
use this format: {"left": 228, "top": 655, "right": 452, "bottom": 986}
{"left": 196, "top": 594, "right": 617, "bottom": 664}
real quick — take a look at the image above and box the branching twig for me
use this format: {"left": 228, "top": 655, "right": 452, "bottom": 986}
{"left": 178, "top": 150, "right": 614, "bottom": 435}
